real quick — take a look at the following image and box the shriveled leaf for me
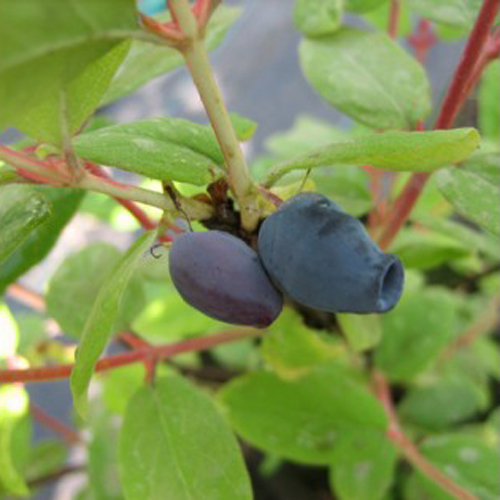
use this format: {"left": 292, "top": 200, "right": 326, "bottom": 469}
{"left": 261, "top": 309, "right": 345, "bottom": 379}
{"left": 294, "top": 0, "right": 343, "bottom": 36}
{"left": 73, "top": 118, "right": 225, "bottom": 184}
{"left": 410, "top": 434, "right": 499, "bottom": 500}
{"left": 0, "top": 187, "right": 84, "bottom": 294}
{"left": 478, "top": 61, "right": 499, "bottom": 140}
{"left": 47, "top": 243, "right": 145, "bottom": 339}
{"left": 265, "top": 128, "right": 480, "bottom": 186}
{"left": 14, "top": 41, "right": 130, "bottom": 145}
{"left": 0, "top": 0, "right": 141, "bottom": 131}
{"left": 329, "top": 431, "right": 397, "bottom": 500}
{"left": 70, "top": 232, "right": 155, "bottom": 417}
{"left": 374, "top": 286, "right": 460, "bottom": 382}
{"left": 299, "top": 27, "right": 431, "bottom": 130}
{"left": 406, "top": 0, "right": 482, "bottom": 28}
{"left": 0, "top": 185, "right": 52, "bottom": 264}
{"left": 337, "top": 313, "right": 382, "bottom": 352}
{"left": 120, "top": 376, "right": 252, "bottom": 500}
{"left": 102, "top": 7, "right": 241, "bottom": 104}
{"left": 436, "top": 153, "right": 500, "bottom": 236}
{"left": 220, "top": 363, "right": 387, "bottom": 465}
{"left": 0, "top": 386, "right": 30, "bottom": 497}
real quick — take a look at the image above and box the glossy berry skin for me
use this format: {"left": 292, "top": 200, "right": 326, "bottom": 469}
{"left": 169, "top": 230, "right": 283, "bottom": 327}
{"left": 258, "top": 192, "right": 404, "bottom": 314}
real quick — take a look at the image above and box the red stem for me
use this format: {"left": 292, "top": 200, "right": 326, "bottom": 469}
{"left": 372, "top": 371, "right": 479, "bottom": 500}
{"left": 378, "top": 0, "right": 499, "bottom": 249}
{"left": 30, "top": 403, "right": 81, "bottom": 445}
{"left": 388, "top": 0, "right": 400, "bottom": 39}
{"left": 0, "top": 329, "right": 264, "bottom": 384}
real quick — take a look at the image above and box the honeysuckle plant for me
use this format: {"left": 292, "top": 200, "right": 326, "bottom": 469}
{"left": 0, "top": 1, "right": 499, "bottom": 499}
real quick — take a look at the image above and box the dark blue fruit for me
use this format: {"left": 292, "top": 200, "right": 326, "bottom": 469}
{"left": 169, "top": 230, "right": 283, "bottom": 327}
{"left": 257, "top": 192, "right": 404, "bottom": 314}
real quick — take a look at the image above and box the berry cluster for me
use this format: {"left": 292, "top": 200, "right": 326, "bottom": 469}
{"left": 169, "top": 192, "right": 404, "bottom": 327}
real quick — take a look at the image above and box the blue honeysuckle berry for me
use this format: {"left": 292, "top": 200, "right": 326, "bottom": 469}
{"left": 169, "top": 230, "right": 283, "bottom": 327}
{"left": 257, "top": 192, "right": 404, "bottom": 314}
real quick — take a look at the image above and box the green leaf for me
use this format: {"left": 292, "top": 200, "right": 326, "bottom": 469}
{"left": 299, "top": 27, "right": 431, "bottom": 130}
{"left": 374, "top": 287, "right": 459, "bottom": 382}
{"left": 0, "top": 386, "right": 30, "bottom": 497}
{"left": 102, "top": 364, "right": 145, "bottom": 416}
{"left": 261, "top": 309, "right": 345, "bottom": 379}
{"left": 220, "top": 363, "right": 387, "bottom": 465}
{"left": 337, "top": 313, "right": 382, "bottom": 352}
{"left": 24, "top": 440, "right": 68, "bottom": 483}
{"left": 230, "top": 113, "right": 258, "bottom": 142}
{"left": 410, "top": 434, "right": 499, "bottom": 500}
{"left": 478, "top": 61, "right": 499, "bottom": 140}
{"left": 435, "top": 153, "right": 500, "bottom": 236}
{"left": 294, "top": 0, "right": 343, "bottom": 36}
{"left": 0, "top": 0, "right": 141, "bottom": 131}
{"left": 73, "top": 118, "right": 225, "bottom": 185}
{"left": 70, "top": 231, "right": 155, "bottom": 418}
{"left": 361, "top": 1, "right": 412, "bottom": 36}
{"left": 406, "top": 0, "right": 482, "bottom": 28}
{"left": 133, "top": 281, "right": 227, "bottom": 343}
{"left": 0, "top": 303, "right": 19, "bottom": 360}
{"left": 391, "top": 228, "right": 470, "bottom": 270}
{"left": 89, "top": 412, "right": 123, "bottom": 500}
{"left": 120, "top": 375, "right": 253, "bottom": 500}
{"left": 14, "top": 41, "right": 130, "bottom": 145}
{"left": 0, "top": 187, "right": 84, "bottom": 294}
{"left": 265, "top": 128, "right": 480, "bottom": 186}
{"left": 399, "top": 377, "right": 487, "bottom": 431}
{"left": 0, "top": 185, "right": 52, "bottom": 265}
{"left": 47, "top": 242, "right": 145, "bottom": 339}
{"left": 344, "top": 0, "right": 388, "bottom": 13}
{"left": 329, "top": 431, "right": 397, "bottom": 500}
{"left": 102, "top": 7, "right": 241, "bottom": 104}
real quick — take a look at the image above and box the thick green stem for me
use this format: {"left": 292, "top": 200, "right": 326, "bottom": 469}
{"left": 168, "top": 0, "right": 260, "bottom": 230}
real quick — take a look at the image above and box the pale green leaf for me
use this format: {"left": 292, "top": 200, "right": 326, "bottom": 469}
{"left": 265, "top": 128, "right": 480, "bottom": 186}
{"left": 406, "top": 0, "right": 483, "bottom": 28}
{"left": 47, "top": 242, "right": 145, "bottom": 339}
{"left": 120, "top": 376, "right": 253, "bottom": 500}
{"left": 374, "top": 287, "right": 460, "bottom": 382}
{"left": 436, "top": 153, "right": 500, "bottom": 236}
{"left": 261, "top": 309, "right": 345, "bottom": 379}
{"left": 299, "top": 27, "right": 431, "bottom": 130}
{"left": 0, "top": 185, "right": 52, "bottom": 265}
{"left": 0, "top": 386, "right": 30, "bottom": 497}
{"left": 294, "top": 0, "right": 343, "bottom": 36}
{"left": 102, "top": 7, "right": 241, "bottom": 104}
{"left": 14, "top": 41, "right": 130, "bottom": 145}
{"left": 70, "top": 231, "right": 155, "bottom": 417}
{"left": 220, "top": 363, "right": 387, "bottom": 465}
{"left": 0, "top": 0, "right": 141, "bottom": 130}
{"left": 345, "top": 0, "right": 388, "bottom": 13}
{"left": 0, "top": 302, "right": 19, "bottom": 358}
{"left": 73, "top": 118, "right": 225, "bottom": 185}
{"left": 337, "top": 313, "right": 382, "bottom": 352}
{"left": 329, "top": 431, "right": 397, "bottom": 500}
{"left": 478, "top": 61, "right": 499, "bottom": 140}
{"left": 409, "top": 434, "right": 499, "bottom": 500}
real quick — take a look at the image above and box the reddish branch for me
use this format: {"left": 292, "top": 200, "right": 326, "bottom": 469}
{"left": 7, "top": 283, "right": 46, "bottom": 312}
{"left": 372, "top": 371, "right": 479, "bottom": 500}
{"left": 387, "top": 0, "right": 400, "bottom": 39}
{"left": 408, "top": 20, "right": 436, "bottom": 63}
{"left": 378, "top": 0, "right": 500, "bottom": 250}
{"left": 0, "top": 329, "right": 264, "bottom": 385}
{"left": 30, "top": 403, "right": 81, "bottom": 445}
